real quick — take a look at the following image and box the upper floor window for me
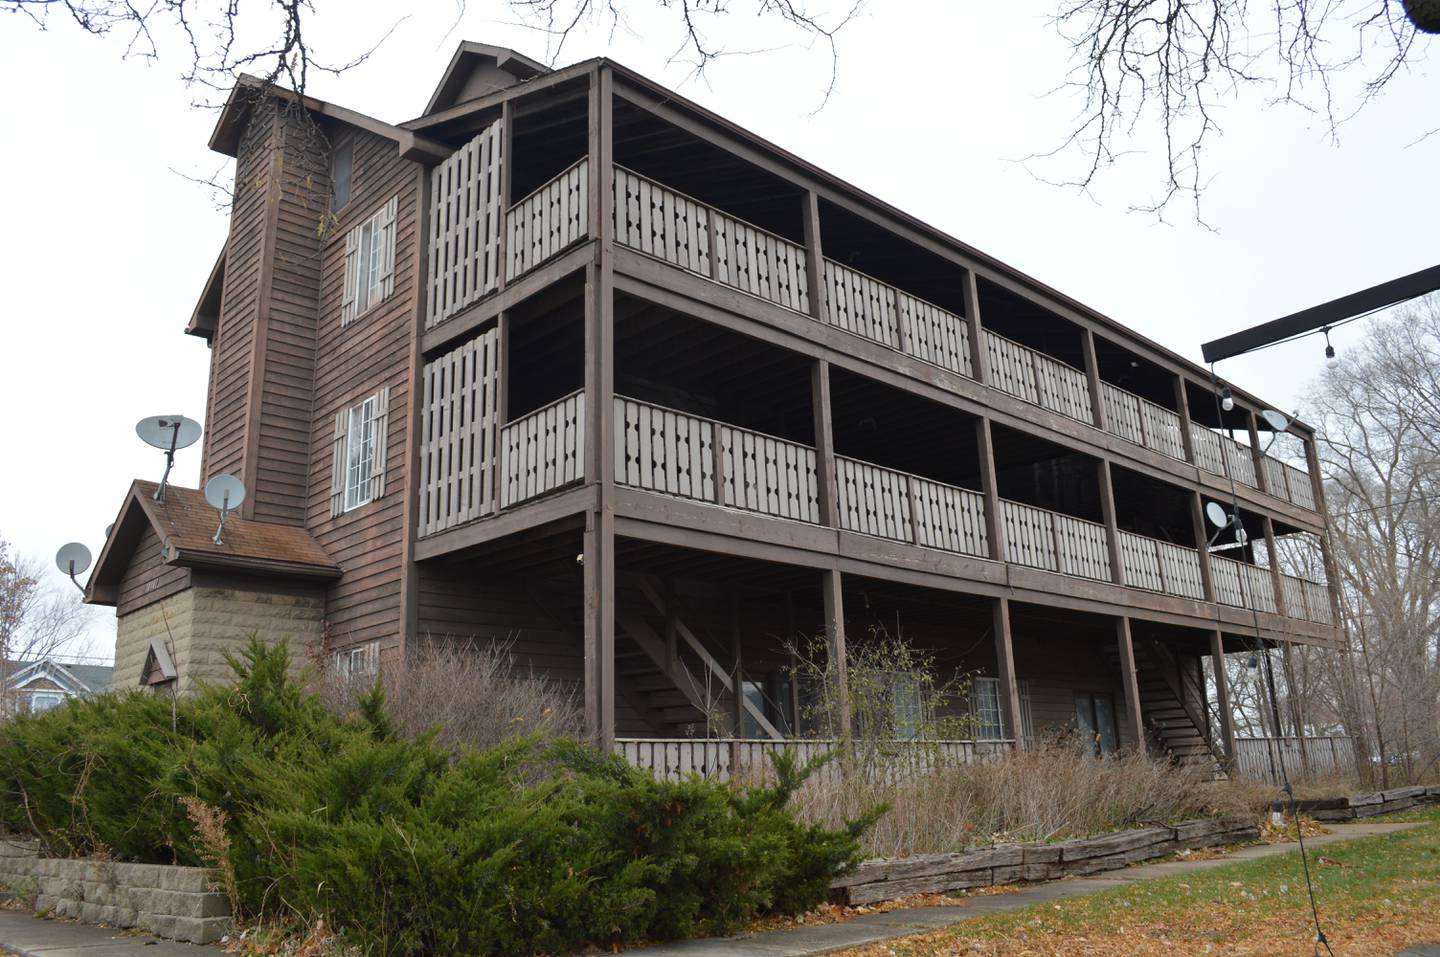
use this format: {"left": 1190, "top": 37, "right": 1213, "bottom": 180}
{"left": 341, "top": 196, "right": 398, "bottom": 326}
{"left": 330, "top": 386, "right": 390, "bottom": 517}
{"left": 331, "top": 140, "right": 353, "bottom": 211}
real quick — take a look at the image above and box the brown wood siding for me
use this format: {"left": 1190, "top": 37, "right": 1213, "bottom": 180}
{"left": 252, "top": 110, "right": 326, "bottom": 525}
{"left": 202, "top": 108, "right": 274, "bottom": 484}
{"left": 417, "top": 565, "right": 658, "bottom": 734}
{"left": 116, "top": 525, "right": 191, "bottom": 617}
{"left": 308, "top": 130, "right": 421, "bottom": 657}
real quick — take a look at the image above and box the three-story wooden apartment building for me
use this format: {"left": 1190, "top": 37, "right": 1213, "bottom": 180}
{"left": 87, "top": 43, "right": 1342, "bottom": 775}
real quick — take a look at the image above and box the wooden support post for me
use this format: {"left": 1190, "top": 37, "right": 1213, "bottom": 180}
{"left": 1082, "top": 329, "right": 1107, "bottom": 431}
{"left": 1304, "top": 434, "right": 1346, "bottom": 639}
{"left": 496, "top": 98, "right": 513, "bottom": 289}
{"left": 1189, "top": 491, "right": 1217, "bottom": 602}
{"left": 731, "top": 594, "right": 745, "bottom": 737}
{"left": 1209, "top": 630, "right": 1237, "bottom": 771}
{"left": 1174, "top": 376, "right": 1197, "bottom": 465}
{"left": 812, "top": 359, "right": 840, "bottom": 527}
{"left": 992, "top": 596, "right": 1025, "bottom": 749}
{"left": 821, "top": 569, "right": 849, "bottom": 739}
{"left": 1096, "top": 459, "right": 1124, "bottom": 586}
{"left": 975, "top": 417, "right": 1005, "bottom": 562}
{"left": 963, "top": 269, "right": 989, "bottom": 384}
{"left": 492, "top": 310, "right": 510, "bottom": 514}
{"left": 582, "top": 511, "right": 615, "bottom": 748}
{"left": 801, "top": 190, "right": 827, "bottom": 324}
{"left": 1245, "top": 410, "right": 1269, "bottom": 495}
{"left": 1116, "top": 616, "right": 1145, "bottom": 751}
{"left": 1262, "top": 516, "right": 1288, "bottom": 617}
{"left": 582, "top": 67, "right": 616, "bottom": 750}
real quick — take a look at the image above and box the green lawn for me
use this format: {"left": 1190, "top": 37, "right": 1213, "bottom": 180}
{"left": 837, "top": 806, "right": 1440, "bottom": 956}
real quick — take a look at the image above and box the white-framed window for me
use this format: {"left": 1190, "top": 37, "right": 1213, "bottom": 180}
{"left": 972, "top": 677, "right": 1006, "bottom": 742}
{"left": 330, "top": 387, "right": 390, "bottom": 517}
{"left": 341, "top": 196, "right": 398, "bottom": 326}
{"left": 334, "top": 641, "right": 380, "bottom": 680}
{"left": 29, "top": 692, "right": 65, "bottom": 713}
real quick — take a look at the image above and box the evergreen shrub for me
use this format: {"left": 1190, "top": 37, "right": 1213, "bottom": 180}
{"left": 0, "top": 640, "right": 876, "bottom": 956}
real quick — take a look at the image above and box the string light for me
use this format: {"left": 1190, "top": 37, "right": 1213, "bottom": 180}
{"left": 1220, "top": 385, "right": 1235, "bottom": 412}
{"left": 1323, "top": 327, "right": 1338, "bottom": 369}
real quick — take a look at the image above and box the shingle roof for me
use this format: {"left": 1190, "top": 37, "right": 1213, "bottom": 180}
{"left": 87, "top": 480, "right": 340, "bottom": 606}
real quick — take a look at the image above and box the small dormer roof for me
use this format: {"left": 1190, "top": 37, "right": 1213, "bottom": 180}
{"left": 422, "top": 42, "right": 549, "bottom": 117}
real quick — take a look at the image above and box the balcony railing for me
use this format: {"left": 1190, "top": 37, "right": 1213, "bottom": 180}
{"left": 507, "top": 159, "right": 589, "bottom": 281}
{"left": 835, "top": 456, "right": 988, "bottom": 558}
{"left": 617, "top": 737, "right": 1011, "bottom": 783}
{"left": 983, "top": 331, "right": 1093, "bottom": 425}
{"left": 822, "top": 261, "right": 976, "bottom": 379}
{"left": 612, "top": 165, "right": 810, "bottom": 313}
{"left": 1001, "top": 500, "right": 1111, "bottom": 582}
{"left": 1100, "top": 383, "right": 1185, "bottom": 461}
{"left": 1280, "top": 572, "right": 1335, "bottom": 625}
{"left": 1210, "top": 554, "right": 1277, "bottom": 614}
{"left": 614, "top": 396, "right": 820, "bottom": 523}
{"left": 1117, "top": 531, "right": 1206, "bottom": 601}
{"left": 417, "top": 330, "right": 502, "bottom": 536}
{"left": 499, "top": 390, "right": 586, "bottom": 508}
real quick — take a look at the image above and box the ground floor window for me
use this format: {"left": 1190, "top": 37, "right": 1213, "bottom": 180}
{"left": 972, "top": 677, "right": 1007, "bottom": 741}
{"left": 1074, "top": 692, "right": 1119, "bottom": 755}
{"left": 28, "top": 691, "right": 64, "bottom": 713}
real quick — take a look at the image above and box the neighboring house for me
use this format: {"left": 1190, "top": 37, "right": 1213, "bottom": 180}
{"left": 83, "top": 43, "right": 1342, "bottom": 775}
{"left": 5, "top": 660, "right": 113, "bottom": 714}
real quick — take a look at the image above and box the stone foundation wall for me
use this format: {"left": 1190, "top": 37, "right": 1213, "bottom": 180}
{"left": 1293, "top": 784, "right": 1440, "bottom": 822}
{"left": 0, "top": 839, "right": 231, "bottom": 944}
{"left": 114, "top": 583, "right": 325, "bottom": 692}
{"left": 831, "top": 815, "right": 1259, "bottom": 905}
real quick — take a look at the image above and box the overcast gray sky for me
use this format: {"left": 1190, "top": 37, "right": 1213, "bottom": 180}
{"left": 1, "top": 0, "right": 1434, "bottom": 659}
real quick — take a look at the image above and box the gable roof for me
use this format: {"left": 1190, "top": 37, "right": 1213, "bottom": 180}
{"left": 6, "top": 659, "right": 112, "bottom": 695}
{"left": 423, "top": 42, "right": 549, "bottom": 116}
{"left": 88, "top": 480, "right": 341, "bottom": 607}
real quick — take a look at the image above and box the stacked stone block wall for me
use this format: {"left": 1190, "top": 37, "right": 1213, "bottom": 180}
{"left": 0, "top": 839, "right": 231, "bottom": 944}
{"left": 113, "top": 583, "right": 324, "bottom": 691}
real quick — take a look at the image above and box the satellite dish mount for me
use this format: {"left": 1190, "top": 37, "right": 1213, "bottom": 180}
{"left": 54, "top": 543, "right": 93, "bottom": 595}
{"left": 205, "top": 475, "right": 247, "bottom": 546}
{"left": 136, "top": 416, "right": 202, "bottom": 503}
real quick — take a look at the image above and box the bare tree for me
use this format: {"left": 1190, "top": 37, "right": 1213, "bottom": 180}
{"left": 0, "top": 537, "right": 100, "bottom": 711}
{"left": 1042, "top": 0, "right": 1435, "bottom": 219}
{"left": 1303, "top": 294, "right": 1440, "bottom": 783}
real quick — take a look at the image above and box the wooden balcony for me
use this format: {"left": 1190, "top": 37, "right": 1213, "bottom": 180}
{"left": 835, "top": 457, "right": 988, "bottom": 559}
{"left": 1117, "top": 530, "right": 1206, "bottom": 600}
{"left": 1001, "top": 500, "right": 1111, "bottom": 582}
{"left": 1101, "top": 382, "right": 1185, "bottom": 462}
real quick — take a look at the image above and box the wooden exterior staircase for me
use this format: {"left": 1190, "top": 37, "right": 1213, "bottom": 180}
{"left": 1135, "top": 641, "right": 1227, "bottom": 777}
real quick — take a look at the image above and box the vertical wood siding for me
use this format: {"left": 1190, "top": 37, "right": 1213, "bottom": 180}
{"left": 307, "top": 129, "right": 423, "bottom": 658}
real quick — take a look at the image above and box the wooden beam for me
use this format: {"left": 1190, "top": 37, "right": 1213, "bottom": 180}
{"left": 398, "top": 162, "right": 431, "bottom": 654}
{"left": 801, "top": 191, "right": 827, "bottom": 324}
{"left": 1262, "top": 516, "right": 1288, "bottom": 618}
{"left": 992, "top": 596, "right": 1024, "bottom": 749}
{"left": 1082, "top": 329, "right": 1107, "bottom": 433}
{"left": 1304, "top": 435, "right": 1346, "bottom": 640}
{"left": 962, "top": 269, "right": 989, "bottom": 385}
{"left": 1189, "top": 491, "right": 1217, "bottom": 602}
{"left": 975, "top": 418, "right": 1005, "bottom": 562}
{"left": 1173, "top": 373, "right": 1196, "bottom": 465}
{"left": 496, "top": 98, "right": 514, "bottom": 290}
{"left": 822, "top": 568, "right": 850, "bottom": 739}
{"left": 1209, "top": 630, "right": 1237, "bottom": 771}
{"left": 811, "top": 360, "right": 840, "bottom": 527}
{"left": 1096, "top": 459, "right": 1124, "bottom": 586}
{"left": 730, "top": 594, "right": 744, "bottom": 735}
{"left": 583, "top": 508, "right": 615, "bottom": 748}
{"left": 1115, "top": 616, "right": 1145, "bottom": 750}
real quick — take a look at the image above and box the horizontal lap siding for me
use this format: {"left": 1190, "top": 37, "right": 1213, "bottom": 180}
{"left": 116, "top": 525, "right": 191, "bottom": 617}
{"left": 308, "top": 130, "right": 421, "bottom": 657}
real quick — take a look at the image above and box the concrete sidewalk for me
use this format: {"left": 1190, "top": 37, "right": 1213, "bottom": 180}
{"left": 633, "top": 822, "right": 1419, "bottom": 957}
{"left": 0, "top": 823, "right": 1418, "bottom": 957}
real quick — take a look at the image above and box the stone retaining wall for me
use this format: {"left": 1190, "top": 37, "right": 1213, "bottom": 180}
{"left": 831, "top": 815, "right": 1259, "bottom": 905}
{"left": 0, "top": 838, "right": 230, "bottom": 944}
{"left": 1292, "top": 784, "right": 1440, "bottom": 822}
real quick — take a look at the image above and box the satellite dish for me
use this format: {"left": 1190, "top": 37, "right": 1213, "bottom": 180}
{"left": 136, "top": 415, "right": 202, "bottom": 450}
{"left": 205, "top": 474, "right": 246, "bottom": 545}
{"left": 1260, "top": 409, "right": 1290, "bottom": 433}
{"left": 55, "top": 543, "right": 92, "bottom": 593}
{"left": 1204, "top": 502, "right": 1229, "bottom": 529}
{"left": 137, "top": 415, "right": 202, "bottom": 503}
{"left": 104, "top": 524, "right": 114, "bottom": 540}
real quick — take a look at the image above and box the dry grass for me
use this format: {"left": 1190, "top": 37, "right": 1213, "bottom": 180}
{"left": 787, "top": 739, "right": 1256, "bottom": 858}
{"left": 312, "top": 638, "right": 582, "bottom": 755}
